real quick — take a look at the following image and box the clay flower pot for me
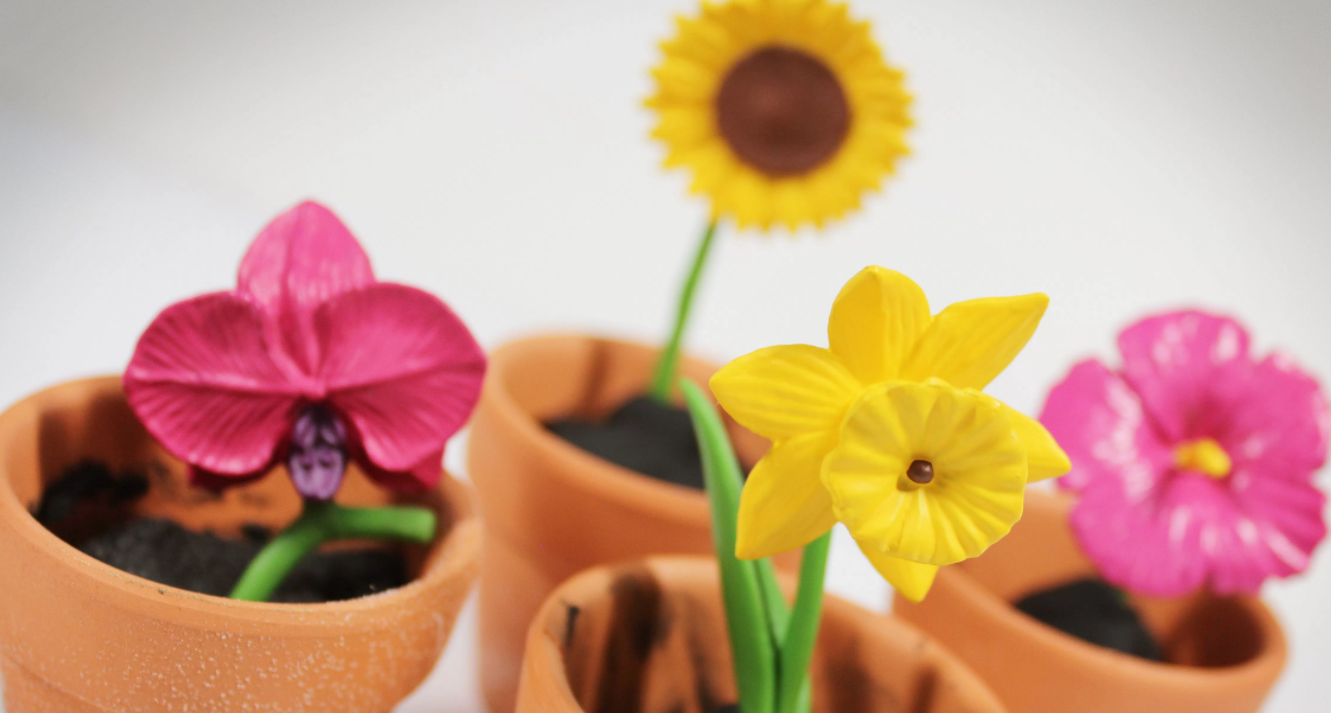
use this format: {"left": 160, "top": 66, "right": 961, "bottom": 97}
{"left": 0, "top": 376, "right": 480, "bottom": 712}
{"left": 893, "top": 490, "right": 1286, "bottom": 713}
{"left": 515, "top": 555, "right": 1007, "bottom": 713}
{"left": 467, "top": 334, "right": 774, "bottom": 713}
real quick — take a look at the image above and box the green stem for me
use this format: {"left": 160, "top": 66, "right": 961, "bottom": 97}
{"left": 229, "top": 500, "right": 436, "bottom": 602}
{"left": 777, "top": 531, "right": 832, "bottom": 713}
{"left": 650, "top": 221, "right": 720, "bottom": 401}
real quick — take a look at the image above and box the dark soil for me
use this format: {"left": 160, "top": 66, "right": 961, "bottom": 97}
{"left": 1015, "top": 578, "right": 1163, "bottom": 661}
{"left": 35, "top": 460, "right": 408, "bottom": 603}
{"left": 548, "top": 395, "right": 708, "bottom": 489}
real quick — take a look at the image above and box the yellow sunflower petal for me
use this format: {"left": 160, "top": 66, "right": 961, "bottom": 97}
{"left": 855, "top": 538, "right": 939, "bottom": 602}
{"left": 1001, "top": 405, "right": 1071, "bottom": 482}
{"left": 901, "top": 294, "right": 1049, "bottom": 390}
{"left": 822, "top": 380, "right": 1027, "bottom": 566}
{"left": 711, "top": 344, "right": 861, "bottom": 440}
{"left": 827, "top": 266, "right": 931, "bottom": 384}
{"left": 735, "top": 429, "right": 840, "bottom": 560}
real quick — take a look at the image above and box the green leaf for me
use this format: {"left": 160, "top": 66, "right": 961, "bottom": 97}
{"left": 777, "top": 531, "right": 831, "bottom": 713}
{"left": 681, "top": 378, "right": 776, "bottom": 713}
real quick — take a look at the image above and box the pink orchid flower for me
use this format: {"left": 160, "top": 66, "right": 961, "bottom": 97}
{"left": 1040, "top": 310, "right": 1329, "bottom": 596}
{"left": 124, "top": 201, "right": 486, "bottom": 499}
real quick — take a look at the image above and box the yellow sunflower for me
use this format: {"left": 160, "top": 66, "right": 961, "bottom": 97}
{"left": 647, "top": 0, "right": 912, "bottom": 231}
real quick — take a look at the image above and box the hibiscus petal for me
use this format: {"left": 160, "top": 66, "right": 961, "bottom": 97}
{"left": 124, "top": 292, "right": 299, "bottom": 475}
{"left": 1218, "top": 352, "right": 1330, "bottom": 481}
{"left": 826, "top": 266, "right": 931, "bottom": 384}
{"left": 237, "top": 201, "right": 376, "bottom": 377}
{"left": 1040, "top": 359, "right": 1173, "bottom": 492}
{"left": 318, "top": 283, "right": 485, "bottom": 473}
{"left": 1002, "top": 405, "right": 1070, "bottom": 482}
{"left": 855, "top": 538, "right": 939, "bottom": 602}
{"left": 1068, "top": 471, "right": 1211, "bottom": 596}
{"left": 1116, "top": 310, "right": 1253, "bottom": 443}
{"left": 735, "top": 429, "right": 839, "bottom": 560}
{"left": 710, "top": 344, "right": 861, "bottom": 441}
{"left": 901, "top": 294, "right": 1048, "bottom": 390}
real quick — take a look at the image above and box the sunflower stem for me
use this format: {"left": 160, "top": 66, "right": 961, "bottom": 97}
{"left": 229, "top": 499, "right": 436, "bottom": 602}
{"left": 650, "top": 220, "right": 720, "bottom": 401}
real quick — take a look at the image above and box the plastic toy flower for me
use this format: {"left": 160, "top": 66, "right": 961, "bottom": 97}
{"left": 648, "top": 0, "right": 911, "bottom": 230}
{"left": 124, "top": 201, "right": 486, "bottom": 601}
{"left": 1041, "top": 310, "right": 1329, "bottom": 596}
{"left": 710, "top": 266, "right": 1070, "bottom": 600}
{"left": 643, "top": 0, "right": 912, "bottom": 402}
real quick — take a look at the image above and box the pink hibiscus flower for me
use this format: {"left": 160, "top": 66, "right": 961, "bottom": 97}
{"left": 124, "top": 201, "right": 486, "bottom": 499}
{"left": 1040, "top": 310, "right": 1329, "bottom": 596}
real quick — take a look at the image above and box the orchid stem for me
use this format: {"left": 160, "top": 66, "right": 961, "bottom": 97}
{"left": 229, "top": 499, "right": 436, "bottom": 602}
{"left": 650, "top": 220, "right": 720, "bottom": 402}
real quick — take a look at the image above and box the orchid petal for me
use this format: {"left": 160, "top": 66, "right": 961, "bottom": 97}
{"left": 901, "top": 294, "right": 1048, "bottom": 390}
{"left": 237, "top": 201, "right": 376, "bottom": 377}
{"left": 1117, "top": 310, "right": 1253, "bottom": 443}
{"left": 735, "top": 429, "right": 839, "bottom": 560}
{"left": 827, "top": 266, "right": 931, "bottom": 384}
{"left": 357, "top": 448, "right": 444, "bottom": 494}
{"left": 1040, "top": 359, "right": 1173, "bottom": 492}
{"left": 124, "top": 292, "right": 299, "bottom": 475}
{"left": 710, "top": 344, "right": 861, "bottom": 441}
{"left": 319, "top": 283, "right": 486, "bottom": 475}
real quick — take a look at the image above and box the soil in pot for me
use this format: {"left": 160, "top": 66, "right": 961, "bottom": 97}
{"left": 1015, "top": 578, "right": 1162, "bottom": 661}
{"left": 548, "top": 395, "right": 749, "bottom": 490}
{"left": 35, "top": 459, "right": 408, "bottom": 603}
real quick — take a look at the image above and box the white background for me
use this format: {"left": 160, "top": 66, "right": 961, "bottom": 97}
{"left": 1, "top": 1, "right": 1329, "bottom": 711}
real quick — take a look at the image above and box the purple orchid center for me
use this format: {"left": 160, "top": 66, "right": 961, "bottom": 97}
{"left": 288, "top": 405, "right": 348, "bottom": 500}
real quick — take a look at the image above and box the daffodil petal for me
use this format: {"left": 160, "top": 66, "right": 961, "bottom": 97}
{"left": 711, "top": 344, "right": 861, "bottom": 440}
{"left": 901, "top": 294, "right": 1049, "bottom": 390}
{"left": 735, "top": 429, "right": 840, "bottom": 560}
{"left": 1001, "top": 405, "right": 1071, "bottom": 482}
{"left": 855, "top": 539, "right": 939, "bottom": 602}
{"left": 823, "top": 381, "right": 1027, "bottom": 566}
{"left": 827, "top": 266, "right": 932, "bottom": 384}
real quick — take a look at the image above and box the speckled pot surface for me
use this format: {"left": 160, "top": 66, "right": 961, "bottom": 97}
{"left": 0, "top": 376, "right": 480, "bottom": 713}
{"left": 516, "top": 556, "right": 1008, "bottom": 713}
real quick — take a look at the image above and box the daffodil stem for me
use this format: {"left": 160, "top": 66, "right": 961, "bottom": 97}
{"left": 650, "top": 220, "right": 719, "bottom": 401}
{"left": 229, "top": 499, "right": 436, "bottom": 602}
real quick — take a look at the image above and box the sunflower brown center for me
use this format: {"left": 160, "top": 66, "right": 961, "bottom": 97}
{"left": 715, "top": 46, "right": 850, "bottom": 177}
{"left": 906, "top": 459, "right": 935, "bottom": 485}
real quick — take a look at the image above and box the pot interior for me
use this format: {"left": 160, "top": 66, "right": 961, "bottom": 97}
{"left": 551, "top": 562, "right": 992, "bottom": 713}
{"left": 2, "top": 378, "right": 447, "bottom": 583}
{"left": 955, "top": 491, "right": 1269, "bottom": 669}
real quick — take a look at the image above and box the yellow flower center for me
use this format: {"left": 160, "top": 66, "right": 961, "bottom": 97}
{"left": 1174, "top": 438, "right": 1231, "bottom": 478}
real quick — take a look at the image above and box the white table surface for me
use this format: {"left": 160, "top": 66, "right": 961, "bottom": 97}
{"left": 1, "top": 2, "right": 1329, "bottom": 710}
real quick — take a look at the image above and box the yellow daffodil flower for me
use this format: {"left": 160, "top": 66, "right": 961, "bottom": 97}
{"left": 710, "top": 266, "right": 1070, "bottom": 600}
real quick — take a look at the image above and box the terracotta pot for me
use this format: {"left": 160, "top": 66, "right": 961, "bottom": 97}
{"left": 893, "top": 490, "right": 1286, "bottom": 713}
{"left": 468, "top": 334, "right": 777, "bottom": 713}
{"left": 0, "top": 376, "right": 481, "bottom": 713}
{"left": 515, "top": 555, "right": 1008, "bottom": 713}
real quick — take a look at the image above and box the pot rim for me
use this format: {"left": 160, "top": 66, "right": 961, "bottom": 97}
{"left": 932, "top": 500, "right": 1287, "bottom": 684}
{"left": 523, "top": 554, "right": 1008, "bottom": 713}
{"left": 483, "top": 332, "right": 725, "bottom": 518}
{"left": 0, "top": 375, "right": 481, "bottom": 630}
